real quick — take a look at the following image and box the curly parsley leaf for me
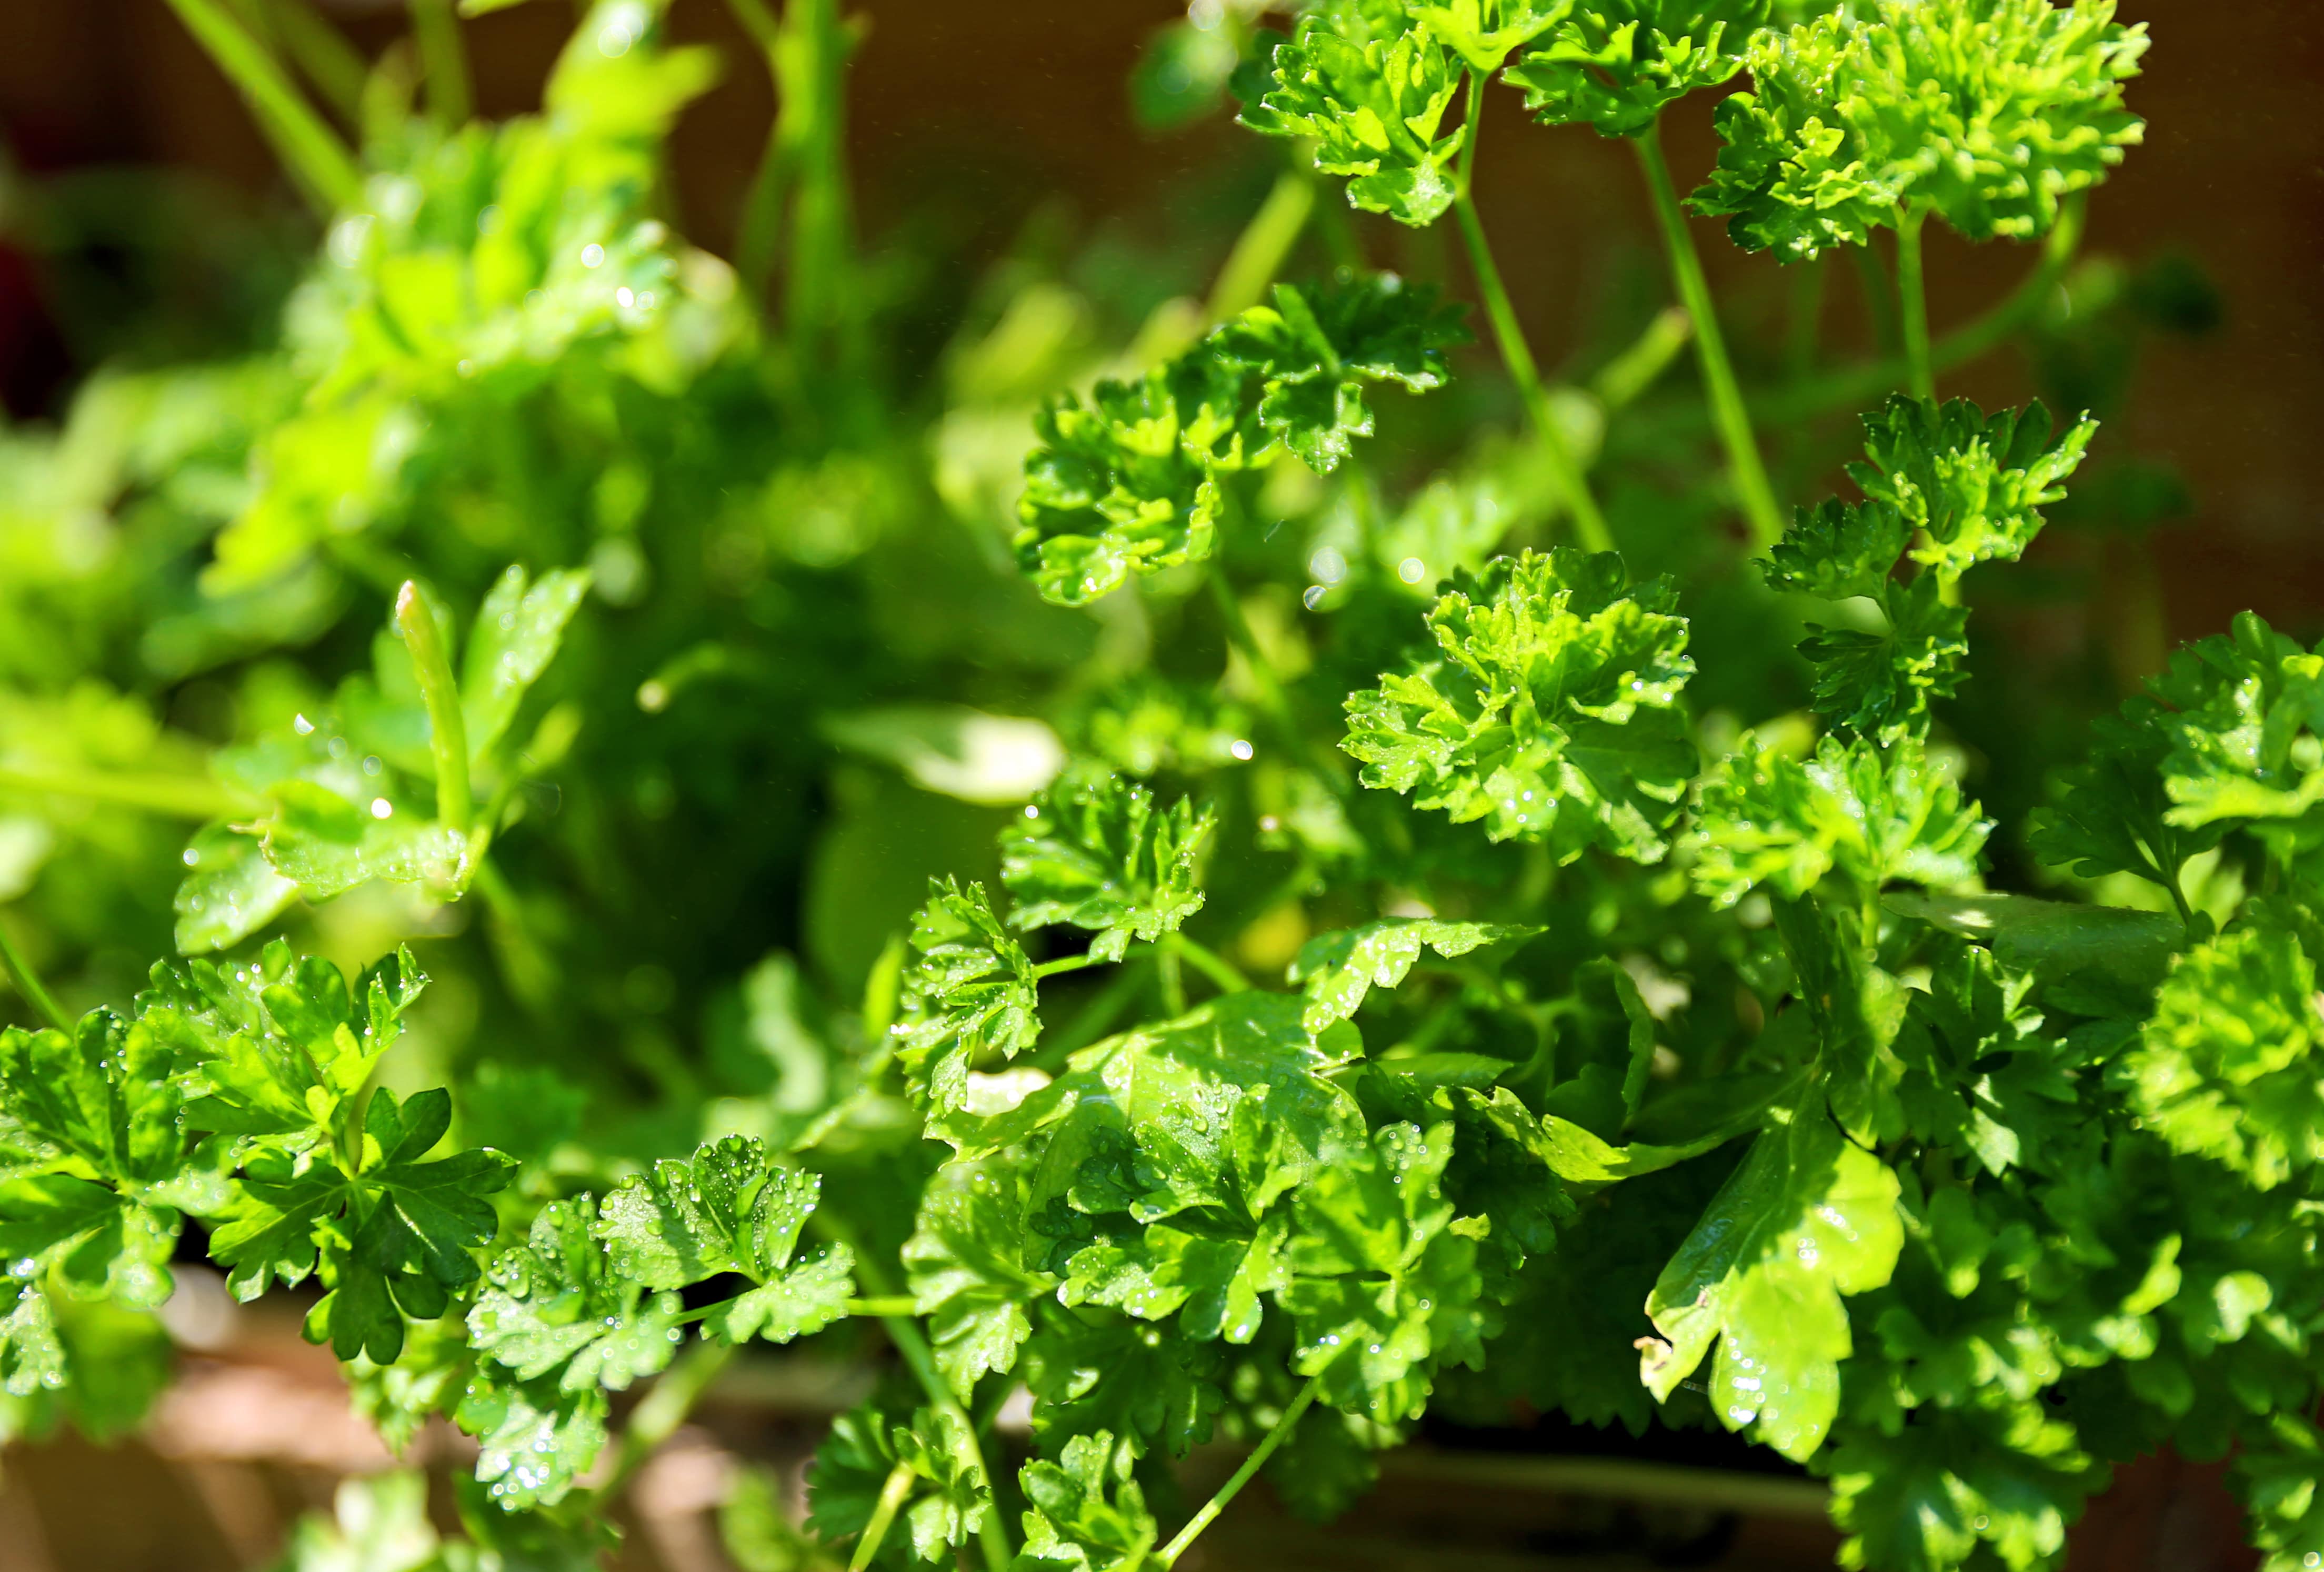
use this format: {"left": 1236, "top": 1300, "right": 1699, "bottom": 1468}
{"left": 1014, "top": 356, "right": 1253, "bottom": 607}
{"left": 1509, "top": 2, "right": 1766, "bottom": 137}
{"left": 1640, "top": 1096, "right": 1904, "bottom": 1461}
{"left": 2143, "top": 612, "right": 2324, "bottom": 848}
{"left": 1003, "top": 773, "right": 1213, "bottom": 964}
{"left": 1410, "top": 0, "right": 1567, "bottom": 73}
{"left": 1687, "top": 733, "right": 1990, "bottom": 910}
{"left": 1288, "top": 917, "right": 1540, "bottom": 1033}
{"left": 893, "top": 879, "right": 1041, "bottom": 1124}
{"left": 1243, "top": 1, "right": 1468, "bottom": 226}
{"left": 1797, "top": 577, "right": 1970, "bottom": 744}
{"left": 808, "top": 1400, "right": 994, "bottom": 1567}
{"left": 1760, "top": 496, "right": 1912, "bottom": 602}
{"left": 1281, "top": 1120, "right": 1494, "bottom": 1422}
{"left": 903, "top": 1155, "right": 1053, "bottom": 1400}
{"left": 2028, "top": 683, "right": 2226, "bottom": 892}
{"left": 1695, "top": 0, "right": 2147, "bottom": 259}
{"left": 593, "top": 1135, "right": 855, "bottom": 1344}
{"left": 1213, "top": 276, "right": 1469, "bottom": 471}
{"left": 1849, "top": 397, "right": 2097, "bottom": 586}
{"left": 1015, "top": 1431, "right": 1160, "bottom": 1571}
{"left": 2112, "top": 923, "right": 2324, "bottom": 1190}
{"left": 1345, "top": 548, "right": 1696, "bottom": 860}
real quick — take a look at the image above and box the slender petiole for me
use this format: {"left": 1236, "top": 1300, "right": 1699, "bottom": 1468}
{"left": 1895, "top": 204, "right": 1936, "bottom": 401}
{"left": 0, "top": 920, "right": 69, "bottom": 1033}
{"left": 1165, "top": 931, "right": 1251, "bottom": 994}
{"left": 162, "top": 0, "right": 364, "bottom": 215}
{"left": 393, "top": 582, "right": 473, "bottom": 835}
{"left": 1158, "top": 1375, "right": 1324, "bottom": 1565}
{"left": 1631, "top": 122, "right": 1786, "bottom": 548}
{"left": 1451, "top": 69, "right": 1614, "bottom": 553}
{"left": 409, "top": 0, "right": 473, "bottom": 130}
{"left": 850, "top": 1463, "right": 917, "bottom": 1572}
{"left": 1206, "top": 167, "right": 1317, "bottom": 325}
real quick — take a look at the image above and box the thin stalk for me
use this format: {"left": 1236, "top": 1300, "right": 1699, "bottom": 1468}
{"left": 162, "top": 0, "right": 364, "bottom": 214}
{"left": 779, "top": 0, "right": 859, "bottom": 369}
{"left": 1157, "top": 1376, "right": 1323, "bottom": 1566}
{"left": 1157, "top": 948, "right": 1187, "bottom": 1016}
{"left": 0, "top": 766, "right": 248, "bottom": 821}
{"left": 1206, "top": 571, "right": 1296, "bottom": 741}
{"left": 0, "top": 921, "right": 69, "bottom": 1033}
{"left": 410, "top": 0, "right": 473, "bottom": 130}
{"left": 266, "top": 0, "right": 368, "bottom": 124}
{"left": 595, "top": 1339, "right": 737, "bottom": 1503}
{"left": 1632, "top": 124, "right": 1785, "bottom": 548}
{"left": 1165, "top": 932, "right": 1250, "bottom": 994}
{"left": 1205, "top": 168, "right": 1316, "bottom": 325}
{"left": 1895, "top": 204, "right": 1935, "bottom": 401}
{"left": 1452, "top": 70, "right": 1611, "bottom": 552}
{"left": 1034, "top": 952, "right": 1107, "bottom": 980}
{"left": 727, "top": 0, "right": 790, "bottom": 293}
{"left": 1850, "top": 241, "right": 1900, "bottom": 359}
{"left": 393, "top": 583, "right": 472, "bottom": 834}
{"left": 850, "top": 1463, "right": 917, "bottom": 1572}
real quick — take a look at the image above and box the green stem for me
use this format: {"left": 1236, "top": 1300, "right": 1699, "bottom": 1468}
{"left": 0, "top": 766, "right": 248, "bottom": 821}
{"left": 162, "top": 0, "right": 364, "bottom": 214}
{"left": 1895, "top": 204, "right": 1935, "bottom": 402}
{"left": 1205, "top": 571, "right": 1296, "bottom": 742}
{"left": 1157, "top": 948, "right": 1187, "bottom": 1016}
{"left": 1164, "top": 932, "right": 1250, "bottom": 995}
{"left": 1632, "top": 123, "right": 1785, "bottom": 549}
{"left": 393, "top": 582, "right": 472, "bottom": 835}
{"left": 410, "top": 0, "right": 473, "bottom": 130}
{"left": 1590, "top": 305, "right": 1691, "bottom": 414}
{"left": 595, "top": 1338, "right": 737, "bottom": 1503}
{"left": 0, "top": 920, "right": 69, "bottom": 1033}
{"left": 1034, "top": 952, "right": 1107, "bottom": 980}
{"left": 727, "top": 0, "right": 789, "bottom": 294}
{"left": 850, "top": 1463, "right": 917, "bottom": 1572}
{"left": 1205, "top": 168, "right": 1316, "bottom": 325}
{"left": 1157, "top": 1375, "right": 1323, "bottom": 1566}
{"left": 1452, "top": 70, "right": 1612, "bottom": 553}
{"left": 1850, "top": 241, "right": 1900, "bottom": 359}
{"left": 265, "top": 0, "right": 368, "bottom": 124}
{"left": 777, "top": 0, "right": 859, "bottom": 370}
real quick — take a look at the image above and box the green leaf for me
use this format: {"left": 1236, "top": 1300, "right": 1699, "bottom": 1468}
{"left": 1797, "top": 576, "right": 1969, "bottom": 744}
{"left": 807, "top": 1400, "right": 993, "bottom": 1567}
{"left": 459, "top": 564, "right": 590, "bottom": 761}
{"left": 894, "top": 879, "right": 1042, "bottom": 1122}
{"left": 1002, "top": 772, "right": 1213, "bottom": 963}
{"left": 1344, "top": 548, "right": 1696, "bottom": 860}
{"left": 1015, "top": 1432, "right": 1159, "bottom": 1571}
{"left": 456, "top": 1363, "right": 609, "bottom": 1514}
{"left": 1287, "top": 917, "right": 1539, "bottom": 1033}
{"left": 1760, "top": 496, "right": 1912, "bottom": 602}
{"left": 1824, "top": 1397, "right": 2094, "bottom": 1572}
{"left": 1280, "top": 1120, "right": 1494, "bottom": 1422}
{"left": 2027, "top": 684, "right": 2224, "bottom": 891}
{"left": 1640, "top": 1096, "right": 1904, "bottom": 1462}
{"left": 1019, "top": 1314, "right": 1225, "bottom": 1461}
{"left": 1509, "top": 1, "right": 1766, "bottom": 137}
{"left": 1013, "top": 356, "right": 1255, "bottom": 607}
{"left": 1242, "top": 2, "right": 1468, "bottom": 226}
{"left": 468, "top": 1196, "right": 682, "bottom": 1393}
{"left": 2233, "top": 1412, "right": 2324, "bottom": 1572}
{"left": 2112, "top": 922, "right": 2324, "bottom": 1190}
{"left": 173, "top": 823, "right": 300, "bottom": 955}
{"left": 272, "top": 1470, "right": 447, "bottom": 1572}
{"left": 1686, "top": 733, "right": 1990, "bottom": 909}
{"left": 1211, "top": 276, "right": 1469, "bottom": 472}
{"left": 1849, "top": 397, "right": 2098, "bottom": 586}
{"left": 1694, "top": 0, "right": 2147, "bottom": 259}
{"left": 1410, "top": 0, "right": 1567, "bottom": 73}
{"left": 2144, "top": 612, "right": 2324, "bottom": 844}
{"left": 904, "top": 1154, "right": 1053, "bottom": 1400}
{"left": 1884, "top": 892, "right": 2180, "bottom": 1014}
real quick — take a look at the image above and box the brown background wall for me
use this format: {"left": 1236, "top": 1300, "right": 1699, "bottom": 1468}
{"left": 0, "top": 0, "right": 2317, "bottom": 647}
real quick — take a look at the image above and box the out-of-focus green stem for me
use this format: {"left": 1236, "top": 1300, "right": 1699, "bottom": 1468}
{"left": 393, "top": 582, "right": 472, "bottom": 834}
{"left": 595, "top": 1339, "right": 736, "bottom": 1503}
{"left": 1633, "top": 123, "right": 1785, "bottom": 548}
{"left": 410, "top": 0, "right": 473, "bottom": 129}
{"left": 1206, "top": 168, "right": 1316, "bottom": 324}
{"left": 1895, "top": 204, "right": 1935, "bottom": 401}
{"left": 1453, "top": 70, "right": 1612, "bottom": 552}
{"left": 1165, "top": 932, "right": 1250, "bottom": 994}
{"left": 264, "top": 0, "right": 368, "bottom": 125}
{"left": 0, "top": 766, "right": 247, "bottom": 821}
{"left": 162, "top": 0, "right": 364, "bottom": 214}
{"left": 0, "top": 920, "right": 68, "bottom": 1033}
